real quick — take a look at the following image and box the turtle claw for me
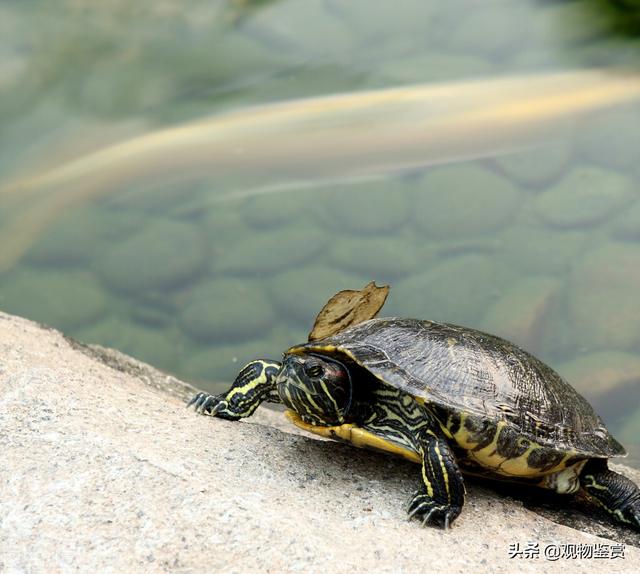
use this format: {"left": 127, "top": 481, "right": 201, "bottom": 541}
{"left": 407, "top": 493, "right": 461, "bottom": 529}
{"left": 187, "top": 392, "right": 225, "bottom": 415}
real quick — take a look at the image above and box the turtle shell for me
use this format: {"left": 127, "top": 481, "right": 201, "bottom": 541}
{"left": 289, "top": 317, "right": 625, "bottom": 458}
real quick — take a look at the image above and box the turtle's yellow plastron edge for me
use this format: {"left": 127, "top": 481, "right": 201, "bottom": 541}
{"left": 285, "top": 409, "right": 421, "bottom": 464}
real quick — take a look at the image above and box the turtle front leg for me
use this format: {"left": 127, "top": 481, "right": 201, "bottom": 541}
{"left": 409, "top": 429, "right": 466, "bottom": 529}
{"left": 580, "top": 459, "right": 640, "bottom": 530}
{"left": 188, "top": 360, "right": 281, "bottom": 420}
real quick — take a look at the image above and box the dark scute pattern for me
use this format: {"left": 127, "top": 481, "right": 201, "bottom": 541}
{"left": 496, "top": 426, "right": 529, "bottom": 459}
{"left": 298, "top": 318, "right": 626, "bottom": 456}
{"left": 527, "top": 448, "right": 566, "bottom": 472}
{"left": 463, "top": 415, "right": 497, "bottom": 451}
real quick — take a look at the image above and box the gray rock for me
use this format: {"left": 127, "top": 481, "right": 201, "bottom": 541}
{"left": 0, "top": 268, "right": 108, "bottom": 331}
{"left": 327, "top": 236, "right": 423, "bottom": 282}
{"left": 179, "top": 278, "right": 275, "bottom": 344}
{"left": 96, "top": 218, "right": 208, "bottom": 294}
{"left": 212, "top": 224, "right": 328, "bottom": 276}
{"left": 1, "top": 311, "right": 638, "bottom": 572}
{"left": 315, "top": 180, "right": 412, "bottom": 236}
{"left": 498, "top": 224, "right": 588, "bottom": 275}
{"left": 268, "top": 266, "right": 365, "bottom": 326}
{"left": 493, "top": 142, "right": 573, "bottom": 189}
{"left": 414, "top": 164, "right": 521, "bottom": 239}
{"left": 568, "top": 242, "right": 640, "bottom": 351}
{"left": 532, "top": 166, "right": 634, "bottom": 230}
{"left": 578, "top": 106, "right": 640, "bottom": 171}
{"left": 480, "top": 276, "right": 559, "bottom": 357}
{"left": 386, "top": 255, "right": 514, "bottom": 326}
{"left": 609, "top": 200, "right": 640, "bottom": 242}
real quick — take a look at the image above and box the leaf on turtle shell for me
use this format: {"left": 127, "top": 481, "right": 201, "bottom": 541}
{"left": 308, "top": 281, "right": 389, "bottom": 342}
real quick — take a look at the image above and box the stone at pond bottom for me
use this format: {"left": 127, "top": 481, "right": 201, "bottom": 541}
{"left": 0, "top": 269, "right": 108, "bottom": 331}
{"left": 268, "top": 266, "right": 366, "bottom": 327}
{"left": 179, "top": 279, "right": 275, "bottom": 344}
{"left": 413, "top": 164, "right": 521, "bottom": 239}
{"left": 608, "top": 199, "right": 640, "bottom": 243}
{"left": 497, "top": 224, "right": 587, "bottom": 275}
{"left": 578, "top": 105, "right": 640, "bottom": 171}
{"left": 74, "top": 316, "right": 183, "bottom": 374}
{"left": 532, "top": 166, "right": 633, "bottom": 230}
{"left": 443, "top": 2, "right": 532, "bottom": 59}
{"left": 568, "top": 242, "right": 640, "bottom": 351}
{"left": 183, "top": 324, "right": 302, "bottom": 390}
{"left": 213, "top": 225, "right": 327, "bottom": 276}
{"left": 480, "top": 276, "right": 559, "bottom": 357}
{"left": 384, "top": 255, "right": 513, "bottom": 327}
{"left": 96, "top": 219, "right": 208, "bottom": 294}
{"left": 314, "top": 180, "right": 412, "bottom": 236}
{"left": 620, "top": 410, "right": 640, "bottom": 451}
{"left": 327, "top": 236, "right": 422, "bottom": 282}
{"left": 557, "top": 351, "right": 640, "bottom": 431}
{"left": 24, "top": 207, "right": 146, "bottom": 268}
{"left": 493, "top": 142, "right": 572, "bottom": 189}
{"left": 239, "top": 0, "right": 353, "bottom": 58}
{"left": 557, "top": 351, "right": 640, "bottom": 396}
{"left": 241, "top": 191, "right": 311, "bottom": 230}
{"left": 375, "top": 52, "right": 493, "bottom": 84}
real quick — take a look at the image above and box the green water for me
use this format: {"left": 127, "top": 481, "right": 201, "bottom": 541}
{"left": 0, "top": 1, "right": 639, "bottom": 465}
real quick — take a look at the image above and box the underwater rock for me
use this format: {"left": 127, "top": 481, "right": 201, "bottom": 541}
{"left": 183, "top": 340, "right": 276, "bottom": 387}
{"left": 480, "top": 276, "right": 559, "bottom": 356}
{"left": 328, "top": 236, "right": 421, "bottom": 281}
{"left": 493, "top": 142, "right": 573, "bottom": 189}
{"left": 620, "top": 411, "right": 640, "bottom": 450}
{"left": 0, "top": 269, "right": 108, "bottom": 331}
{"left": 559, "top": 351, "right": 640, "bottom": 395}
{"left": 268, "top": 266, "right": 365, "bottom": 326}
{"left": 97, "top": 219, "right": 207, "bottom": 294}
{"left": 444, "top": 2, "right": 531, "bottom": 59}
{"left": 385, "top": 254, "right": 512, "bottom": 326}
{"left": 568, "top": 242, "right": 640, "bottom": 351}
{"left": 557, "top": 350, "right": 640, "bottom": 426}
{"left": 327, "top": 0, "right": 437, "bottom": 42}
{"left": 202, "top": 204, "right": 251, "bottom": 247}
{"left": 180, "top": 278, "right": 275, "bottom": 344}
{"left": 213, "top": 224, "right": 327, "bottom": 276}
{"left": 25, "top": 207, "right": 145, "bottom": 268}
{"left": 376, "top": 52, "right": 493, "bottom": 84}
{"left": 532, "top": 166, "right": 633, "bottom": 229}
{"left": 498, "top": 224, "right": 587, "bottom": 275}
{"left": 242, "top": 191, "right": 311, "bottom": 230}
{"left": 314, "top": 180, "right": 412, "bottom": 236}
{"left": 74, "top": 316, "right": 183, "bottom": 374}
{"left": 240, "top": 0, "right": 353, "bottom": 59}
{"left": 182, "top": 325, "right": 301, "bottom": 389}
{"left": 578, "top": 106, "right": 640, "bottom": 171}
{"left": 609, "top": 199, "right": 640, "bottom": 242}
{"left": 413, "top": 164, "right": 521, "bottom": 239}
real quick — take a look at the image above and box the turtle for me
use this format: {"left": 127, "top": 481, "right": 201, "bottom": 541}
{"left": 188, "top": 283, "right": 640, "bottom": 530}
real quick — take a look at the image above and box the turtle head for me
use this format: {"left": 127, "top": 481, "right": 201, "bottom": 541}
{"left": 276, "top": 353, "right": 353, "bottom": 426}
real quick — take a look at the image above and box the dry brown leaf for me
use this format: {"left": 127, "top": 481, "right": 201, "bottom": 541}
{"left": 308, "top": 281, "right": 390, "bottom": 342}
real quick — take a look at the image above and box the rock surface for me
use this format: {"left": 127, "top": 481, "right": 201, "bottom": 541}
{"left": 1, "top": 311, "right": 639, "bottom": 573}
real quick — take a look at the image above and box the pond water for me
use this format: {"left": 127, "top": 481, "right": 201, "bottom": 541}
{"left": 0, "top": 0, "right": 639, "bottom": 466}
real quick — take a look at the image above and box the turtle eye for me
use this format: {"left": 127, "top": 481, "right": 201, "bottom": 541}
{"left": 304, "top": 364, "right": 325, "bottom": 378}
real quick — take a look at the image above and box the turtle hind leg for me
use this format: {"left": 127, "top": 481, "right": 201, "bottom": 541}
{"left": 409, "top": 429, "right": 466, "bottom": 529}
{"left": 579, "top": 458, "right": 640, "bottom": 530}
{"left": 188, "top": 359, "right": 281, "bottom": 420}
